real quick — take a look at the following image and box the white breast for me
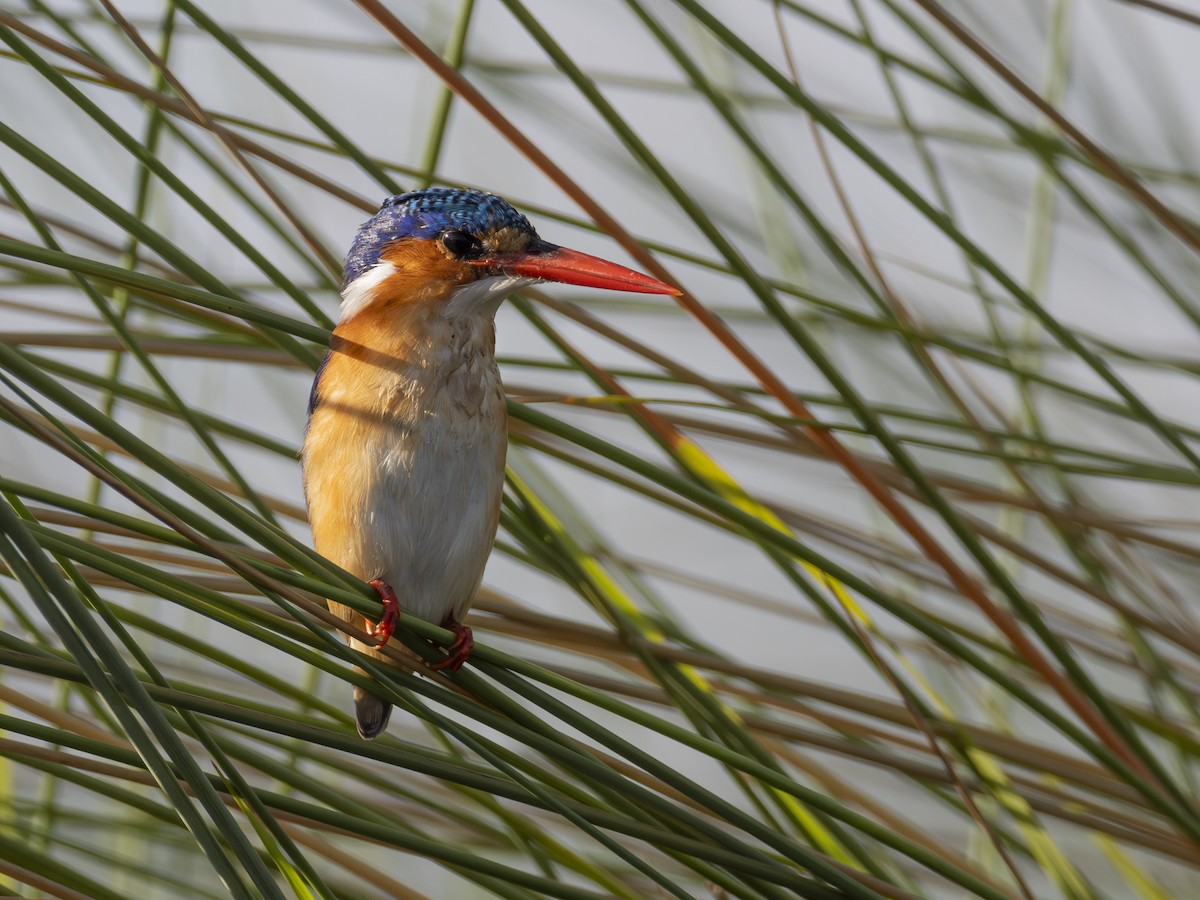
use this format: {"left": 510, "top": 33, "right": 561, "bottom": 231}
{"left": 353, "top": 318, "right": 507, "bottom": 624}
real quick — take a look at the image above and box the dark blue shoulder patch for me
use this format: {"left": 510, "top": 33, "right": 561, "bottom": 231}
{"left": 307, "top": 351, "right": 331, "bottom": 420}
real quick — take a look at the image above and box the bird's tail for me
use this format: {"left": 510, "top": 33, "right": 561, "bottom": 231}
{"left": 348, "top": 633, "right": 411, "bottom": 740}
{"left": 329, "top": 598, "right": 412, "bottom": 740}
{"left": 353, "top": 673, "right": 392, "bottom": 740}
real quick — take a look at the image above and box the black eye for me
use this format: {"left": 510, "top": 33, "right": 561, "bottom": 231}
{"left": 440, "top": 229, "right": 478, "bottom": 258}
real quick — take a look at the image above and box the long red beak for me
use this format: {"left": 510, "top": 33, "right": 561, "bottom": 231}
{"left": 477, "top": 243, "right": 681, "bottom": 295}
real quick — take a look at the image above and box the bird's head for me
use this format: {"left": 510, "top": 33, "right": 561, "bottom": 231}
{"left": 339, "top": 188, "right": 679, "bottom": 322}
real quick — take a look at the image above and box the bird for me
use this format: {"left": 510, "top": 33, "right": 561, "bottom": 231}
{"left": 302, "top": 188, "right": 680, "bottom": 738}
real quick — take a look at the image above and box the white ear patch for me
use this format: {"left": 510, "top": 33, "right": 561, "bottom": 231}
{"left": 339, "top": 263, "right": 398, "bottom": 322}
{"left": 441, "top": 274, "right": 534, "bottom": 320}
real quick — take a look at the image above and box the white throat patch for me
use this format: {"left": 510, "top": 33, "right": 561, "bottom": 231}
{"left": 441, "top": 274, "right": 534, "bottom": 320}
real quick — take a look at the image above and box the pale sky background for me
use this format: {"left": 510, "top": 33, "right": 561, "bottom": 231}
{"left": 4, "top": 0, "right": 1200, "bottom": 894}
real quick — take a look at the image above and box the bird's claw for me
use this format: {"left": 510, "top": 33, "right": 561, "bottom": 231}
{"left": 430, "top": 620, "right": 474, "bottom": 672}
{"left": 368, "top": 579, "right": 400, "bottom": 647}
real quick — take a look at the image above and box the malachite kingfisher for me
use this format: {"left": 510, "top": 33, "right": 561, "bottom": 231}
{"left": 302, "top": 188, "right": 680, "bottom": 738}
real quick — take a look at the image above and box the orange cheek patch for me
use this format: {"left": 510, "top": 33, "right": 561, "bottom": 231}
{"left": 377, "top": 240, "right": 475, "bottom": 306}
{"left": 330, "top": 239, "right": 480, "bottom": 330}
{"left": 339, "top": 238, "right": 489, "bottom": 328}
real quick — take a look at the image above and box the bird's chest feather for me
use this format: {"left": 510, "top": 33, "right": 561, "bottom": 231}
{"left": 303, "top": 309, "right": 507, "bottom": 615}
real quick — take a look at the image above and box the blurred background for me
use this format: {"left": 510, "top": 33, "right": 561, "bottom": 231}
{"left": 2, "top": 0, "right": 1200, "bottom": 897}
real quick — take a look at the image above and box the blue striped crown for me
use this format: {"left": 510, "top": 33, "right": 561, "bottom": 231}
{"left": 341, "top": 188, "right": 536, "bottom": 287}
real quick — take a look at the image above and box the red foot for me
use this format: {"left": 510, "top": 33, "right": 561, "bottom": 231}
{"left": 429, "top": 618, "right": 474, "bottom": 672}
{"left": 367, "top": 579, "right": 400, "bottom": 647}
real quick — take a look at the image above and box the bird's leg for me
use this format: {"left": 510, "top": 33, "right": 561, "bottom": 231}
{"left": 429, "top": 616, "right": 474, "bottom": 672}
{"left": 367, "top": 579, "right": 400, "bottom": 647}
